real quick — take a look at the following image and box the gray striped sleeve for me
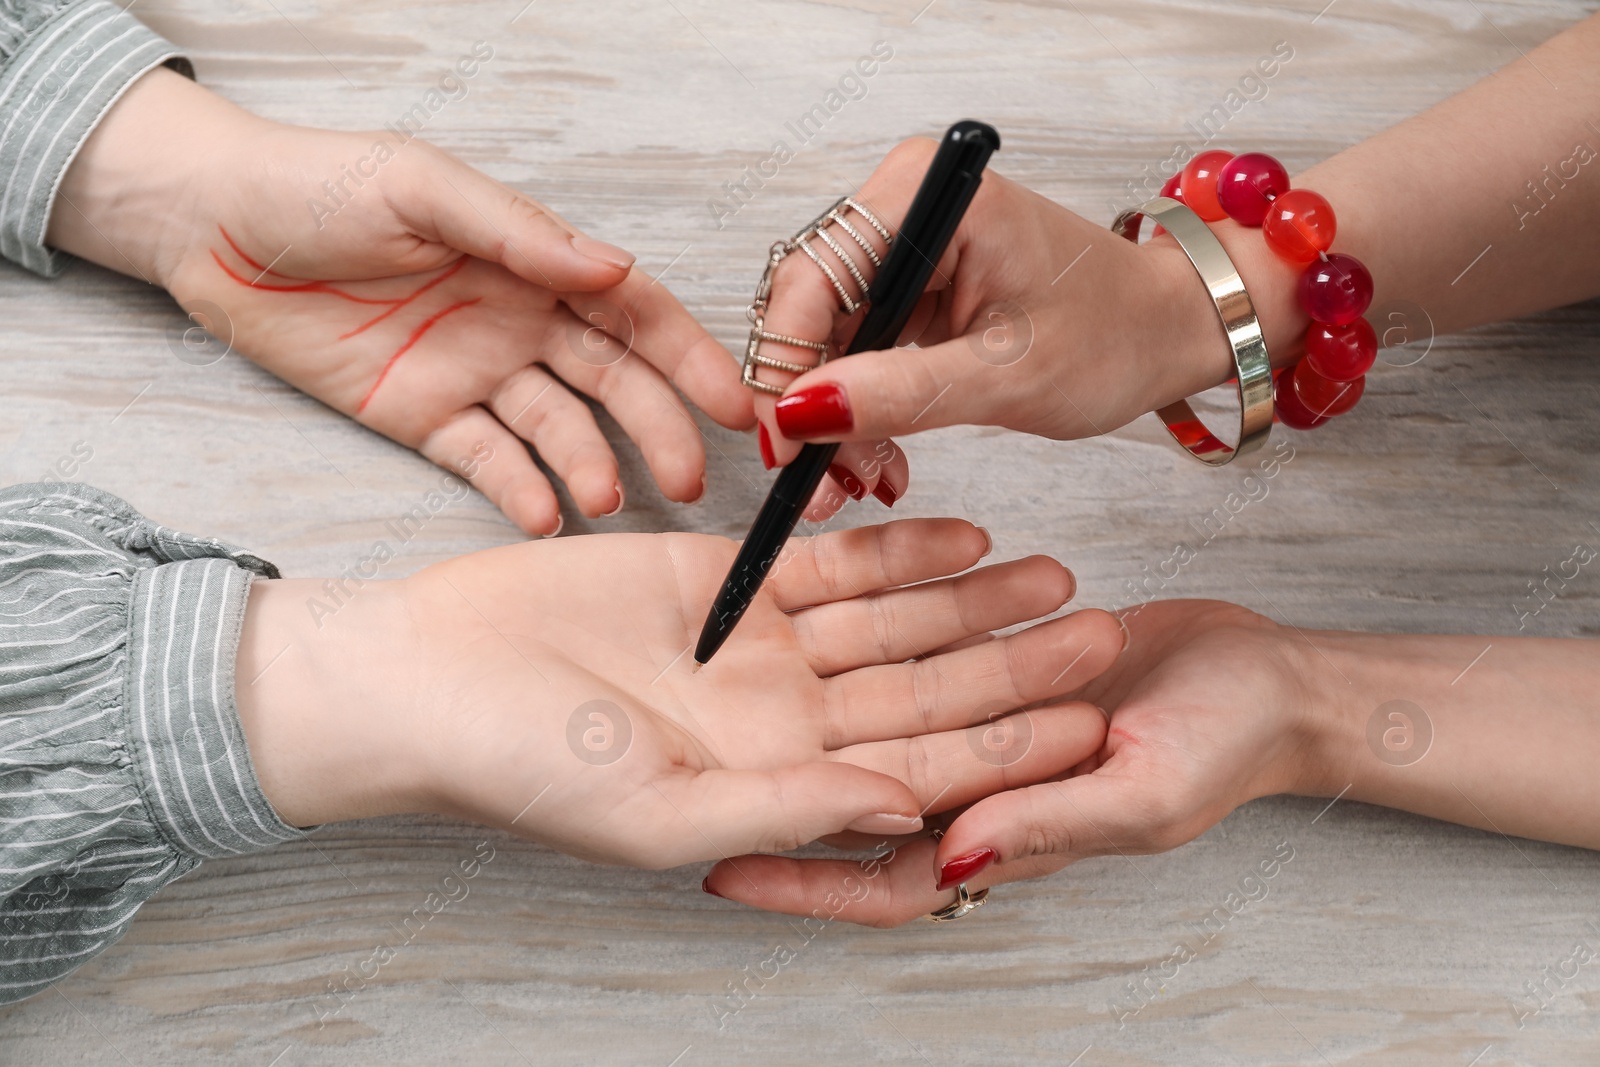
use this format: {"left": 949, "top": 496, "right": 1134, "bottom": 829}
{"left": 0, "top": 0, "right": 193, "bottom": 276}
{"left": 0, "top": 482, "right": 301, "bottom": 1006}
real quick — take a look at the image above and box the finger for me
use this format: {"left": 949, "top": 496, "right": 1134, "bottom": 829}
{"left": 642, "top": 762, "right": 921, "bottom": 868}
{"left": 930, "top": 765, "right": 1181, "bottom": 887}
{"left": 823, "top": 609, "right": 1125, "bottom": 746}
{"left": 922, "top": 632, "right": 995, "bottom": 657}
{"left": 800, "top": 471, "right": 853, "bottom": 526}
{"left": 754, "top": 140, "right": 962, "bottom": 461}
{"left": 829, "top": 438, "right": 909, "bottom": 508}
{"left": 774, "top": 334, "right": 1021, "bottom": 444}
{"left": 750, "top": 181, "right": 906, "bottom": 467}
{"left": 485, "top": 364, "right": 622, "bottom": 518}
{"left": 900, "top": 288, "right": 947, "bottom": 347}
{"left": 702, "top": 839, "right": 1069, "bottom": 928}
{"left": 538, "top": 316, "right": 708, "bottom": 503}
{"left": 793, "top": 555, "right": 1073, "bottom": 676}
{"left": 418, "top": 405, "right": 561, "bottom": 536}
{"left": 798, "top": 435, "right": 908, "bottom": 524}
{"left": 766, "top": 518, "right": 993, "bottom": 611}
{"left": 563, "top": 269, "right": 754, "bottom": 432}
{"left": 839, "top": 701, "right": 1110, "bottom": 814}
{"left": 391, "top": 142, "right": 635, "bottom": 293}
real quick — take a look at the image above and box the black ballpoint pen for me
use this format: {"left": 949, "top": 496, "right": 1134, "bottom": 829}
{"left": 694, "top": 120, "right": 1001, "bottom": 667}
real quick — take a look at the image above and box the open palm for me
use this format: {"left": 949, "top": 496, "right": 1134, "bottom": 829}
{"left": 395, "top": 518, "right": 1124, "bottom": 868}
{"left": 164, "top": 120, "right": 754, "bottom": 535}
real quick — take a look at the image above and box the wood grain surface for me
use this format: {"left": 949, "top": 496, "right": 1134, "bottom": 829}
{"left": 4, "top": 1, "right": 1600, "bottom": 1063}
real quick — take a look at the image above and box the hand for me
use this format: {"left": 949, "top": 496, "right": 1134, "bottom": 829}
{"left": 703, "top": 599, "right": 1333, "bottom": 923}
{"left": 48, "top": 68, "right": 754, "bottom": 536}
{"left": 235, "top": 519, "right": 1126, "bottom": 868}
{"left": 752, "top": 138, "right": 1306, "bottom": 515}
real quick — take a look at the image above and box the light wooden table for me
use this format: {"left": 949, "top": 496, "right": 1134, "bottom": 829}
{"left": 4, "top": 1, "right": 1600, "bottom": 1063}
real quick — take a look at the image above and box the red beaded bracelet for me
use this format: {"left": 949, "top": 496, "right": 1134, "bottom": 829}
{"left": 1158, "top": 150, "right": 1375, "bottom": 430}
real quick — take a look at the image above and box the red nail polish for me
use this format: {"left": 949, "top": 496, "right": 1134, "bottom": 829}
{"left": 936, "top": 847, "right": 996, "bottom": 891}
{"left": 828, "top": 463, "right": 867, "bottom": 500}
{"left": 871, "top": 478, "right": 899, "bottom": 508}
{"left": 775, "top": 383, "right": 853, "bottom": 438}
{"left": 702, "top": 876, "right": 725, "bottom": 898}
{"left": 758, "top": 423, "right": 776, "bottom": 470}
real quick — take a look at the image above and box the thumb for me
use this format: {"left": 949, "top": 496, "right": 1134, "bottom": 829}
{"left": 933, "top": 766, "right": 1168, "bottom": 889}
{"left": 773, "top": 333, "right": 1023, "bottom": 444}
{"left": 655, "top": 762, "right": 922, "bottom": 865}
{"left": 390, "top": 142, "right": 636, "bottom": 292}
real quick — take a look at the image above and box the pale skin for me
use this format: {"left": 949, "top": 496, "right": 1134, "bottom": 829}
{"left": 46, "top": 67, "right": 769, "bottom": 536}
{"left": 707, "top": 15, "right": 1600, "bottom": 921}
{"left": 232, "top": 519, "right": 1127, "bottom": 865}
{"left": 36, "top": 15, "right": 1600, "bottom": 919}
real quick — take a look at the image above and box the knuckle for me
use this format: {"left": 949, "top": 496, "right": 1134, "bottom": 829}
{"left": 908, "top": 662, "right": 942, "bottom": 737}
{"left": 859, "top": 872, "right": 915, "bottom": 929}
{"left": 1019, "top": 818, "right": 1075, "bottom": 859}
{"left": 884, "top": 137, "right": 938, "bottom": 176}
{"left": 807, "top": 536, "right": 850, "bottom": 600}
{"left": 866, "top": 601, "right": 897, "bottom": 662}
{"left": 506, "top": 193, "right": 552, "bottom": 229}
{"left": 901, "top": 736, "right": 938, "bottom": 804}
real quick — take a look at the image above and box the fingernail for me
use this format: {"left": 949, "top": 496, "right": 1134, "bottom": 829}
{"left": 1116, "top": 612, "right": 1132, "bottom": 651}
{"left": 540, "top": 513, "right": 564, "bottom": 539}
{"left": 871, "top": 478, "right": 899, "bottom": 508}
{"left": 845, "top": 812, "right": 924, "bottom": 835}
{"left": 688, "top": 473, "right": 707, "bottom": 505}
{"left": 758, "top": 423, "right": 776, "bottom": 470}
{"left": 603, "top": 483, "right": 625, "bottom": 517}
{"left": 828, "top": 463, "right": 867, "bottom": 500}
{"left": 570, "top": 235, "right": 635, "bottom": 270}
{"left": 936, "top": 847, "right": 997, "bottom": 891}
{"left": 701, "top": 876, "right": 725, "bottom": 899}
{"left": 775, "top": 383, "right": 853, "bottom": 438}
{"left": 976, "top": 526, "right": 994, "bottom": 558}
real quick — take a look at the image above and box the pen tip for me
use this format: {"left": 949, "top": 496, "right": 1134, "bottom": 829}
{"left": 690, "top": 660, "right": 704, "bottom": 674}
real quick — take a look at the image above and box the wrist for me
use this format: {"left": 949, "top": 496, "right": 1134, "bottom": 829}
{"left": 1141, "top": 215, "right": 1310, "bottom": 411}
{"left": 234, "top": 575, "right": 430, "bottom": 827}
{"left": 1281, "top": 627, "right": 1451, "bottom": 802}
{"left": 1140, "top": 236, "right": 1235, "bottom": 406}
{"left": 1277, "top": 629, "right": 1365, "bottom": 798}
{"left": 46, "top": 67, "right": 265, "bottom": 289}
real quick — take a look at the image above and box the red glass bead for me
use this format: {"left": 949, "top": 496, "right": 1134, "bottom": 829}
{"left": 1216, "top": 152, "right": 1290, "bottom": 227}
{"left": 1305, "top": 318, "right": 1377, "bottom": 381}
{"left": 1180, "top": 150, "right": 1233, "bottom": 222}
{"left": 1292, "top": 359, "right": 1365, "bottom": 417}
{"left": 1274, "top": 366, "right": 1330, "bottom": 430}
{"left": 1298, "top": 252, "right": 1373, "bottom": 326}
{"left": 1262, "top": 188, "right": 1337, "bottom": 262}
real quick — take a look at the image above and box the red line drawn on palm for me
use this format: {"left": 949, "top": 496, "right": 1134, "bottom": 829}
{"left": 211, "top": 226, "right": 480, "bottom": 413}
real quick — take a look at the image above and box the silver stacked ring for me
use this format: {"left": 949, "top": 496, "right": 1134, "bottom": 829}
{"left": 740, "top": 196, "right": 892, "bottom": 396}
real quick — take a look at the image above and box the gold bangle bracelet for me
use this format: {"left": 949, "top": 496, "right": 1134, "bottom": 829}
{"left": 1111, "top": 197, "right": 1274, "bottom": 466}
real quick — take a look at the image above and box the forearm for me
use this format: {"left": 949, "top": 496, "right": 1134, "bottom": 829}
{"left": 1167, "top": 12, "right": 1600, "bottom": 396}
{"left": 1302, "top": 13, "right": 1600, "bottom": 338}
{"left": 1302, "top": 628, "right": 1600, "bottom": 850}
{"left": 45, "top": 67, "right": 255, "bottom": 286}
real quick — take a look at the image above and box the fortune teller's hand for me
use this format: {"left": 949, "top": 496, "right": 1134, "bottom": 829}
{"left": 47, "top": 68, "right": 754, "bottom": 536}
{"left": 234, "top": 519, "right": 1126, "bottom": 867}
{"left": 751, "top": 137, "right": 1304, "bottom": 518}
{"left": 704, "top": 599, "right": 1330, "bottom": 922}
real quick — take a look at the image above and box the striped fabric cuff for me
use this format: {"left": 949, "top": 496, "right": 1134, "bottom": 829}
{"left": 124, "top": 557, "right": 305, "bottom": 859}
{"left": 0, "top": 0, "right": 193, "bottom": 276}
